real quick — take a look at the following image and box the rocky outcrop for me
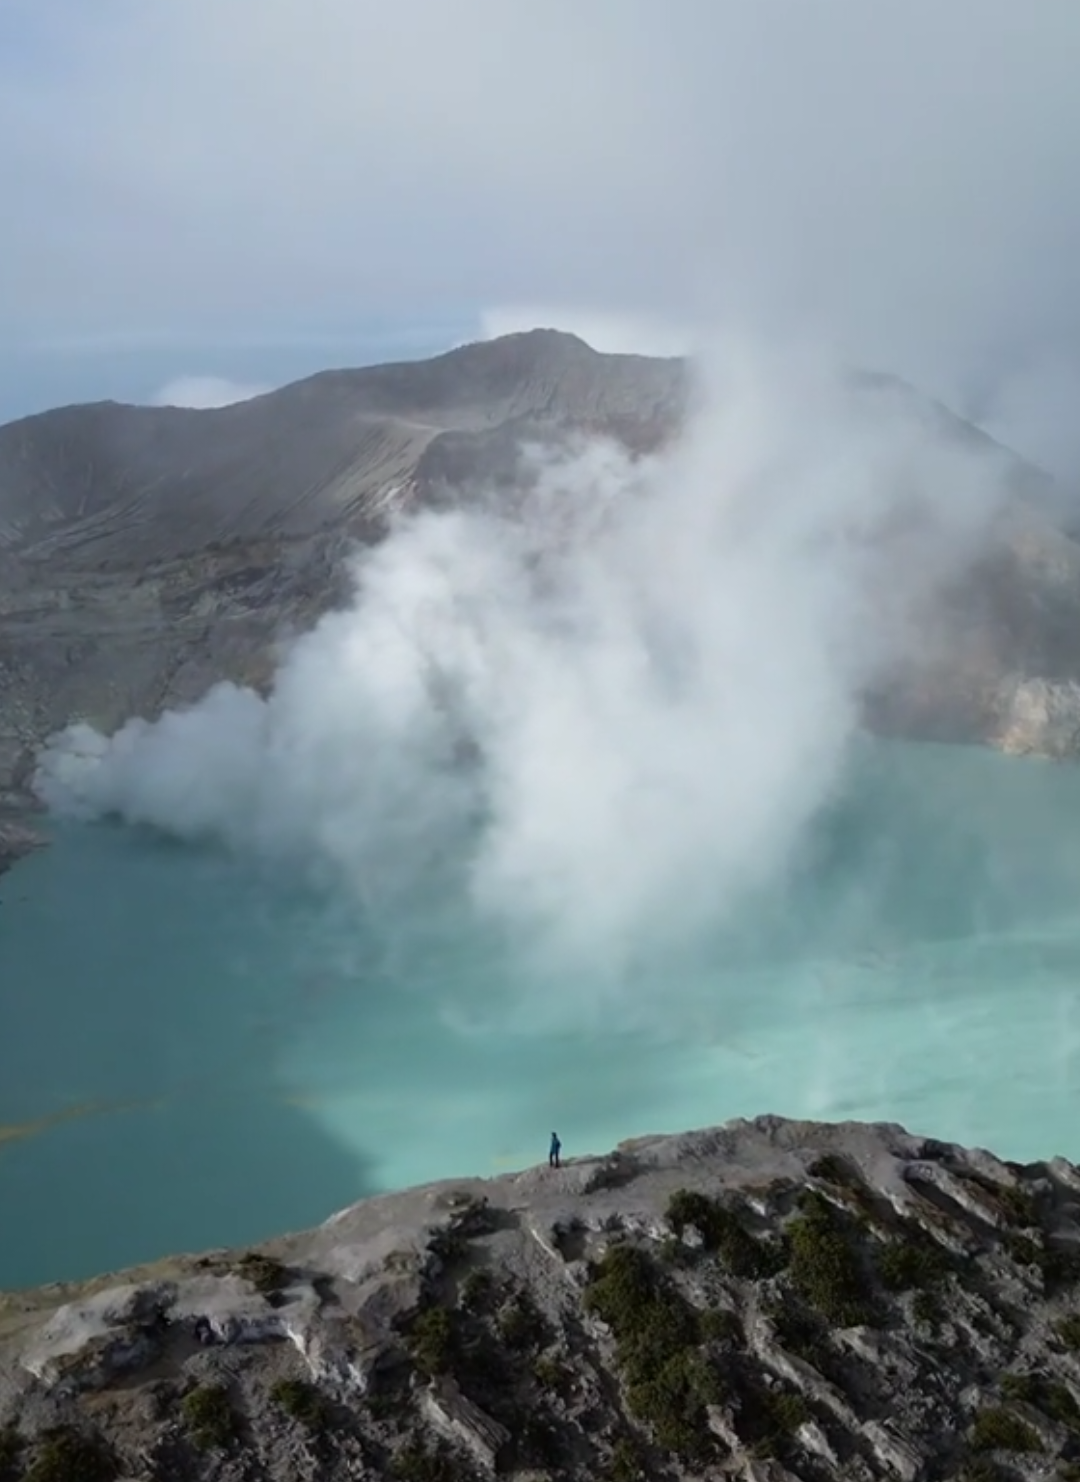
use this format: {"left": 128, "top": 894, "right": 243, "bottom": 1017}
{"left": 4, "top": 1115, "right": 1080, "bottom": 1480}
{"left": 0, "top": 815, "right": 44, "bottom": 879}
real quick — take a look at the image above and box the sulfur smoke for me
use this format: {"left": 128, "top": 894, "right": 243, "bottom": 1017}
{"left": 35, "top": 344, "right": 1014, "bottom": 984}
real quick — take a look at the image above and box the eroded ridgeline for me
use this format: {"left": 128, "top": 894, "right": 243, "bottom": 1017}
{"left": 3, "top": 1116, "right": 1080, "bottom": 1481}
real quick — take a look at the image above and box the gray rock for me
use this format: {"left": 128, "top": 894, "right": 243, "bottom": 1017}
{"left": 420, "top": 1378, "right": 511, "bottom": 1472}
{"left": 0, "top": 815, "right": 44, "bottom": 878}
{"left": 2, "top": 1114, "right": 1080, "bottom": 1480}
{"left": 862, "top": 1419, "right": 924, "bottom": 1481}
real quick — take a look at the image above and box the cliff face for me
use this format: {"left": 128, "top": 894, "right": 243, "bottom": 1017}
{"left": 3, "top": 328, "right": 1080, "bottom": 809}
{"left": 3, "top": 1115, "right": 1080, "bottom": 1481}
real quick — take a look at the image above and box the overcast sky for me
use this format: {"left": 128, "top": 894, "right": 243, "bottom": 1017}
{"left": 4, "top": 0, "right": 1080, "bottom": 472}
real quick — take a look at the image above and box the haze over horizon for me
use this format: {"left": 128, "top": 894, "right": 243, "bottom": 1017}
{"left": 3, "top": 1, "right": 1080, "bottom": 480}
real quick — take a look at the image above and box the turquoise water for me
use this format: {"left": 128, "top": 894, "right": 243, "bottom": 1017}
{"left": 4, "top": 736, "right": 1080, "bottom": 1289}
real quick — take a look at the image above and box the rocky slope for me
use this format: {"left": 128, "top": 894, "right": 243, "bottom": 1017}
{"left": 0, "top": 330, "right": 684, "bottom": 808}
{"left": 3, "top": 1115, "right": 1080, "bottom": 1481}
{"left": 3, "top": 328, "right": 1080, "bottom": 811}
{"left": 0, "top": 815, "right": 43, "bottom": 879}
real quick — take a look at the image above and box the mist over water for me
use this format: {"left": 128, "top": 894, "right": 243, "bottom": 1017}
{"left": 7, "top": 344, "right": 1076, "bottom": 1287}
{"left": 36, "top": 348, "right": 1014, "bottom": 979}
{"left": 6, "top": 737, "right": 1080, "bottom": 1290}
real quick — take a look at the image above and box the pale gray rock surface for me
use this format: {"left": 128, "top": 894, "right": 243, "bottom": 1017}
{"left": 3, "top": 1114, "right": 1080, "bottom": 1480}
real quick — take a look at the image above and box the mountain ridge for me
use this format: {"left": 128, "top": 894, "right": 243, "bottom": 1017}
{"left": 1, "top": 329, "right": 1080, "bottom": 818}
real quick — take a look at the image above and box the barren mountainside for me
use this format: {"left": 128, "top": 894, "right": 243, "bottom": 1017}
{"left": 0, "top": 332, "right": 685, "bottom": 559}
{"left": 2, "top": 328, "right": 1080, "bottom": 826}
{"left": 3, "top": 1116, "right": 1080, "bottom": 1481}
{"left": 0, "top": 331, "right": 685, "bottom": 815}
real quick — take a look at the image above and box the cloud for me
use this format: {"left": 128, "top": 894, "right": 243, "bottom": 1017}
{"left": 149, "top": 375, "right": 271, "bottom": 409}
{"left": 35, "top": 341, "right": 1014, "bottom": 1008}
{"left": 5, "top": 0, "right": 1080, "bottom": 467}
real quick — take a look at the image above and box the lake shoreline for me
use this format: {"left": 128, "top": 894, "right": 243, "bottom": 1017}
{"left": 0, "top": 813, "right": 47, "bottom": 881}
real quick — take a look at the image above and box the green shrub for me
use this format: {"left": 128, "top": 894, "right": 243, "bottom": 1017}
{"left": 585, "top": 1245, "right": 699, "bottom": 1357}
{"left": 496, "top": 1291, "right": 548, "bottom": 1351}
{"left": 736, "top": 1374, "right": 812, "bottom": 1460}
{"left": 958, "top": 1460, "right": 1005, "bottom": 1482}
{"left": 1042, "top": 1244, "right": 1080, "bottom": 1290}
{"left": 665, "top": 1189, "right": 722, "bottom": 1239}
{"left": 234, "top": 1250, "right": 292, "bottom": 1295}
{"left": 808, "top": 1154, "right": 859, "bottom": 1187}
{"left": 665, "top": 1190, "right": 786, "bottom": 1279}
{"left": 625, "top": 1349, "right": 725, "bottom": 1457}
{"left": 998, "top": 1373, "right": 1036, "bottom": 1404}
{"left": 1003, "top": 1232, "right": 1080, "bottom": 1292}
{"left": 997, "top": 1182, "right": 1039, "bottom": 1229}
{"left": 428, "top": 1227, "right": 469, "bottom": 1266}
{"left": 181, "top": 1382, "right": 239, "bottom": 1450}
{"left": 766, "top": 1299, "right": 830, "bottom": 1370}
{"left": 533, "top": 1351, "right": 573, "bottom": 1394}
{"left": 440, "top": 1192, "right": 496, "bottom": 1236}
{"left": 786, "top": 1192, "right": 878, "bottom": 1327}
{"left": 452, "top": 1329, "right": 508, "bottom": 1397}
{"left": 1057, "top": 1314, "right": 1080, "bottom": 1350}
{"left": 961, "top": 1171, "right": 1040, "bottom": 1230}
{"left": 459, "top": 1268, "right": 495, "bottom": 1314}
{"left": 766, "top": 1388, "right": 810, "bottom": 1434}
{"left": 585, "top": 1244, "right": 718, "bottom": 1461}
{"left": 23, "top": 1426, "right": 118, "bottom": 1482}
{"left": 700, "top": 1307, "right": 743, "bottom": 1345}
{"left": 606, "top": 1435, "right": 647, "bottom": 1481}
{"left": 658, "top": 1233, "right": 689, "bottom": 1266}
{"left": 807, "top": 1154, "right": 877, "bottom": 1218}
{"left": 270, "top": 1377, "right": 332, "bottom": 1432}
{"left": 1004, "top": 1233, "right": 1044, "bottom": 1269}
{"left": 877, "top": 1228, "right": 950, "bottom": 1291}
{"left": 911, "top": 1290, "right": 942, "bottom": 1329}
{"left": 515, "top": 1409, "right": 565, "bottom": 1468}
{"left": 366, "top": 1392, "right": 404, "bottom": 1423}
{"left": 407, "top": 1305, "right": 456, "bottom": 1375}
{"left": 999, "top": 1372, "right": 1080, "bottom": 1430}
{"left": 969, "top": 1406, "right": 1042, "bottom": 1453}
{"left": 0, "top": 1427, "right": 21, "bottom": 1482}
{"left": 392, "top": 1438, "right": 470, "bottom": 1482}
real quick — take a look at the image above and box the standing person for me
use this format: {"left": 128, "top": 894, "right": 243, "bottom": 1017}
{"left": 549, "top": 1131, "right": 562, "bottom": 1169}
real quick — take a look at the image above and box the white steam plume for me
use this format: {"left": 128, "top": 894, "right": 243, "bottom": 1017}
{"left": 35, "top": 343, "right": 1013, "bottom": 980}
{"left": 150, "top": 375, "right": 271, "bottom": 408}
